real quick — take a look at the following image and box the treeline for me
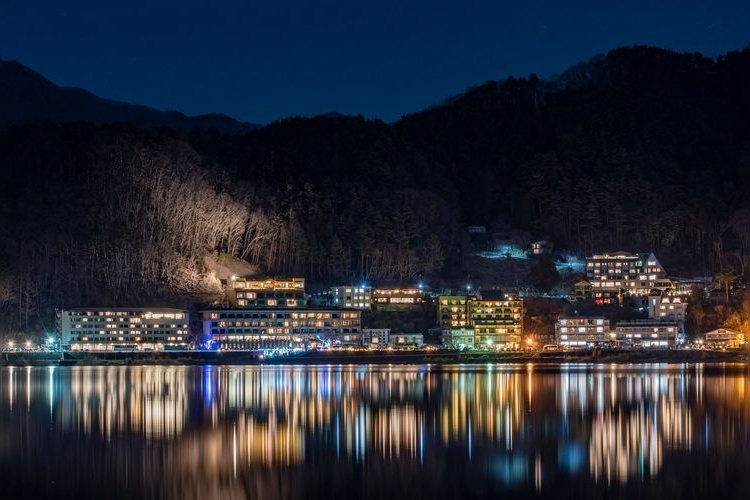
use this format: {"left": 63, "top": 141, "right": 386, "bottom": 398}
{"left": 395, "top": 46, "right": 750, "bottom": 273}
{"left": 0, "top": 125, "right": 457, "bottom": 333}
{"left": 190, "top": 46, "right": 750, "bottom": 277}
{"left": 2, "top": 45, "right": 750, "bottom": 334}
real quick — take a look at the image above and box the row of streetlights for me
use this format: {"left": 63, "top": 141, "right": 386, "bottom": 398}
{"left": 5, "top": 338, "right": 57, "bottom": 351}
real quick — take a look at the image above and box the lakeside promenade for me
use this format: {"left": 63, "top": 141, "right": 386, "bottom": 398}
{"left": 1, "top": 348, "right": 747, "bottom": 367}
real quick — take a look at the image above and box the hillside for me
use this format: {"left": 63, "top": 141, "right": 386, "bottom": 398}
{"left": 1, "top": 46, "right": 750, "bottom": 334}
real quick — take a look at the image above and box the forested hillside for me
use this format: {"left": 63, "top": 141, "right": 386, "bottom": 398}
{"left": 1, "top": 46, "right": 750, "bottom": 334}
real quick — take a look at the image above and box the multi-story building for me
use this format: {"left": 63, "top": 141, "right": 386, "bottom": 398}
{"left": 704, "top": 328, "right": 745, "bottom": 348}
{"left": 555, "top": 317, "right": 610, "bottom": 348}
{"left": 653, "top": 278, "right": 675, "bottom": 293}
{"left": 372, "top": 288, "right": 427, "bottom": 310}
{"left": 362, "top": 328, "right": 390, "bottom": 348}
{"left": 468, "top": 299, "right": 523, "bottom": 349}
{"left": 201, "top": 308, "right": 361, "bottom": 350}
{"left": 441, "top": 328, "right": 475, "bottom": 349}
{"left": 648, "top": 294, "right": 687, "bottom": 328}
{"left": 229, "top": 278, "right": 306, "bottom": 308}
{"left": 437, "top": 295, "right": 469, "bottom": 328}
{"left": 571, "top": 280, "right": 593, "bottom": 302}
{"left": 614, "top": 320, "right": 679, "bottom": 348}
{"left": 586, "top": 252, "right": 667, "bottom": 303}
{"left": 673, "top": 277, "right": 712, "bottom": 296}
{"left": 59, "top": 308, "right": 189, "bottom": 351}
{"left": 331, "top": 286, "right": 372, "bottom": 309}
{"left": 389, "top": 333, "right": 424, "bottom": 347}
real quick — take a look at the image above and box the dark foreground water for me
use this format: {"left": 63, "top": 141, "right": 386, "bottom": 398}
{"left": 0, "top": 364, "right": 748, "bottom": 500}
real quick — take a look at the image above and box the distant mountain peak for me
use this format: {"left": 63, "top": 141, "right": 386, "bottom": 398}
{"left": 0, "top": 60, "right": 258, "bottom": 133}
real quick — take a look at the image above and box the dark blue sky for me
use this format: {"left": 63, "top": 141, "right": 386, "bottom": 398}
{"left": 1, "top": 0, "right": 749, "bottom": 124}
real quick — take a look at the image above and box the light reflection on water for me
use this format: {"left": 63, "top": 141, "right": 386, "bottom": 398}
{"left": 0, "top": 363, "right": 748, "bottom": 499}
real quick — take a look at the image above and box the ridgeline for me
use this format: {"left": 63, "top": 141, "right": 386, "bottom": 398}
{"left": 1, "top": 46, "right": 750, "bottom": 334}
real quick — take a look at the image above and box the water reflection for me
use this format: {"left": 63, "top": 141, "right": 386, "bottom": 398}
{"left": 0, "top": 364, "right": 748, "bottom": 499}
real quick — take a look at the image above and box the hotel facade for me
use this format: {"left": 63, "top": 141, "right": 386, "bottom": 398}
{"left": 467, "top": 299, "right": 524, "bottom": 349}
{"left": 585, "top": 252, "right": 667, "bottom": 303}
{"left": 228, "top": 278, "right": 307, "bottom": 308}
{"left": 437, "top": 295, "right": 469, "bottom": 328}
{"left": 614, "top": 320, "right": 679, "bottom": 348}
{"left": 201, "top": 308, "right": 362, "bottom": 350}
{"left": 648, "top": 294, "right": 687, "bottom": 328}
{"left": 58, "top": 308, "right": 190, "bottom": 351}
{"left": 438, "top": 294, "right": 524, "bottom": 349}
{"left": 362, "top": 328, "right": 390, "bottom": 348}
{"left": 555, "top": 317, "right": 610, "bottom": 348}
{"left": 372, "top": 288, "right": 427, "bottom": 310}
{"left": 331, "top": 286, "right": 373, "bottom": 309}
{"left": 704, "top": 328, "right": 745, "bottom": 348}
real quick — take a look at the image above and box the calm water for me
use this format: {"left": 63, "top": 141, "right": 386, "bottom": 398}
{"left": 0, "top": 364, "right": 749, "bottom": 500}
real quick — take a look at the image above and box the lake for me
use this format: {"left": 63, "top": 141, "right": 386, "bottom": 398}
{"left": 0, "top": 364, "right": 748, "bottom": 499}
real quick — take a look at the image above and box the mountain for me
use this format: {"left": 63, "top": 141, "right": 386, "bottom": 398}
{"left": 0, "top": 60, "right": 258, "bottom": 133}
{"left": 2, "top": 46, "right": 750, "bottom": 336}
{"left": 213, "top": 45, "right": 750, "bottom": 271}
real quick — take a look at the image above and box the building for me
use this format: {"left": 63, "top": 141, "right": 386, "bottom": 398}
{"left": 228, "top": 278, "right": 306, "bottom": 308}
{"left": 614, "top": 320, "right": 679, "bottom": 348}
{"left": 704, "top": 328, "right": 745, "bottom": 348}
{"left": 555, "top": 317, "right": 610, "bottom": 348}
{"left": 331, "top": 286, "right": 372, "bottom": 309}
{"left": 202, "top": 308, "right": 361, "bottom": 350}
{"left": 389, "top": 333, "right": 424, "bottom": 347}
{"left": 530, "top": 240, "right": 552, "bottom": 255}
{"left": 570, "top": 280, "right": 593, "bottom": 302}
{"left": 372, "top": 288, "right": 427, "bottom": 310}
{"left": 592, "top": 289, "right": 621, "bottom": 305}
{"left": 437, "top": 295, "right": 469, "bottom": 328}
{"left": 648, "top": 294, "right": 687, "bottom": 328}
{"left": 468, "top": 299, "right": 523, "bottom": 349}
{"left": 441, "top": 328, "right": 475, "bottom": 349}
{"left": 59, "top": 308, "right": 189, "bottom": 351}
{"left": 673, "top": 277, "right": 711, "bottom": 296}
{"left": 586, "top": 252, "right": 667, "bottom": 303}
{"left": 653, "top": 278, "right": 675, "bottom": 293}
{"left": 362, "top": 328, "right": 390, "bottom": 348}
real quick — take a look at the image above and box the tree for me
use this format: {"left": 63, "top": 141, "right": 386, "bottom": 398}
{"left": 715, "top": 267, "right": 737, "bottom": 304}
{"left": 528, "top": 255, "right": 561, "bottom": 294}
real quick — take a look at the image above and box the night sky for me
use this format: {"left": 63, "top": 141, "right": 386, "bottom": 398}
{"left": 1, "top": 0, "right": 749, "bottom": 124}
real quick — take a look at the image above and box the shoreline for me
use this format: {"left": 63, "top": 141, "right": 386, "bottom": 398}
{"left": 1, "top": 348, "right": 747, "bottom": 367}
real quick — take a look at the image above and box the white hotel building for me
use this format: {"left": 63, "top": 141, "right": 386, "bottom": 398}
{"left": 59, "top": 308, "right": 189, "bottom": 351}
{"left": 614, "top": 320, "right": 679, "bottom": 348}
{"left": 648, "top": 294, "right": 687, "bottom": 328}
{"left": 586, "top": 252, "right": 667, "bottom": 303}
{"left": 555, "top": 317, "right": 610, "bottom": 347}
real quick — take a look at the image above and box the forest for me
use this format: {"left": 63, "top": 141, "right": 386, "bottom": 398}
{"left": 1, "top": 45, "right": 750, "bottom": 334}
